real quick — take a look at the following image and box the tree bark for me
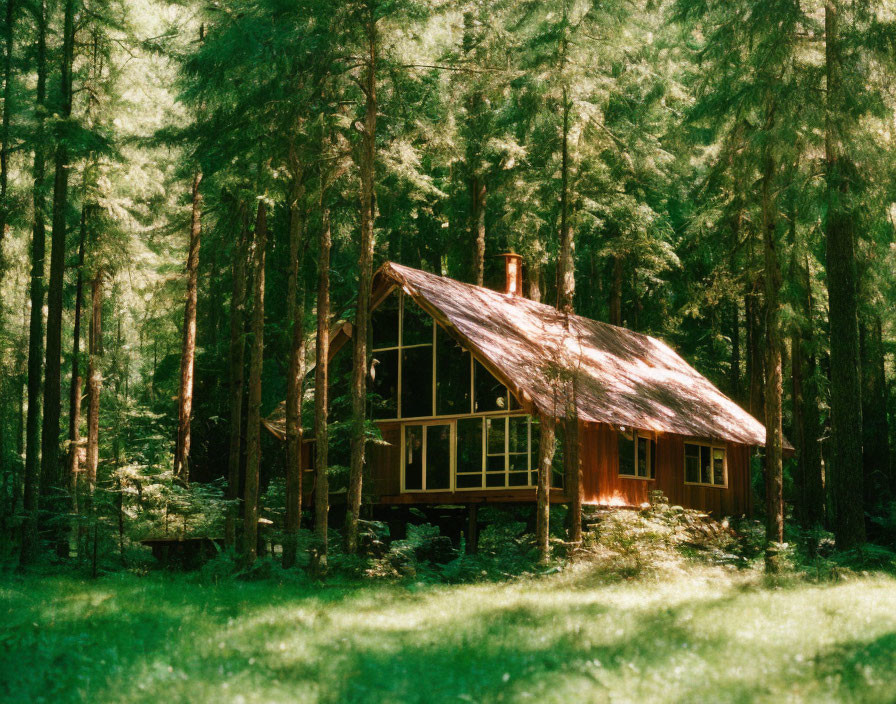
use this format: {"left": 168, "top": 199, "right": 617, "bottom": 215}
{"left": 761, "top": 145, "right": 784, "bottom": 568}
{"left": 242, "top": 201, "right": 267, "bottom": 564}
{"left": 746, "top": 278, "right": 765, "bottom": 420}
{"left": 472, "top": 177, "right": 486, "bottom": 286}
{"left": 609, "top": 255, "right": 622, "bottom": 326}
{"left": 85, "top": 263, "right": 103, "bottom": 491}
{"left": 283, "top": 170, "right": 306, "bottom": 569}
{"left": 174, "top": 172, "right": 203, "bottom": 482}
{"left": 20, "top": 0, "right": 48, "bottom": 565}
{"left": 39, "top": 0, "right": 75, "bottom": 544}
{"left": 527, "top": 258, "right": 542, "bottom": 303}
{"left": 730, "top": 301, "right": 741, "bottom": 403}
{"left": 797, "top": 252, "right": 824, "bottom": 528}
{"left": 536, "top": 414, "right": 555, "bottom": 564}
{"left": 346, "top": 14, "right": 377, "bottom": 555}
{"left": 66, "top": 207, "right": 87, "bottom": 509}
{"left": 225, "top": 201, "right": 249, "bottom": 548}
{"left": 558, "top": 88, "right": 582, "bottom": 547}
{"left": 312, "top": 204, "right": 331, "bottom": 575}
{"left": 860, "top": 314, "right": 890, "bottom": 508}
{"left": 825, "top": 0, "right": 865, "bottom": 549}
{"left": 0, "top": 0, "right": 15, "bottom": 276}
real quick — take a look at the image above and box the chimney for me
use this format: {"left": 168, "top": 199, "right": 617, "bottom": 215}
{"left": 500, "top": 252, "right": 523, "bottom": 296}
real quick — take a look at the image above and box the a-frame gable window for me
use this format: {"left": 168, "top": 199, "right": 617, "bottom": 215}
{"left": 368, "top": 287, "right": 520, "bottom": 420}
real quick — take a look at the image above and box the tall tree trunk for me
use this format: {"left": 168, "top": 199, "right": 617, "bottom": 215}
{"left": 527, "top": 258, "right": 542, "bottom": 303}
{"left": 760, "top": 145, "right": 784, "bottom": 568}
{"left": 0, "top": 0, "right": 15, "bottom": 276}
{"left": 312, "top": 204, "right": 331, "bottom": 575}
{"left": 242, "top": 201, "right": 267, "bottom": 564}
{"left": 225, "top": 202, "right": 249, "bottom": 548}
{"left": 860, "top": 314, "right": 890, "bottom": 508}
{"left": 66, "top": 207, "right": 87, "bottom": 511}
{"left": 85, "top": 264, "right": 103, "bottom": 491}
{"left": 609, "top": 254, "right": 622, "bottom": 326}
{"left": 174, "top": 172, "right": 203, "bottom": 482}
{"left": 346, "top": 15, "right": 377, "bottom": 555}
{"left": 472, "top": 177, "right": 486, "bottom": 286}
{"left": 536, "top": 414, "right": 555, "bottom": 565}
{"left": 747, "top": 278, "right": 765, "bottom": 419}
{"left": 825, "top": 0, "right": 865, "bottom": 548}
{"left": 20, "top": 0, "right": 47, "bottom": 565}
{"left": 283, "top": 170, "right": 306, "bottom": 569}
{"left": 39, "top": 0, "right": 75, "bottom": 547}
{"left": 558, "top": 88, "right": 582, "bottom": 547}
{"left": 464, "top": 9, "right": 486, "bottom": 288}
{"left": 797, "top": 252, "right": 825, "bottom": 528}
{"left": 730, "top": 301, "right": 741, "bottom": 403}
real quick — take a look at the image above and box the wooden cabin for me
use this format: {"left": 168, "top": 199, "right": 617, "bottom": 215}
{"left": 267, "top": 258, "right": 772, "bottom": 522}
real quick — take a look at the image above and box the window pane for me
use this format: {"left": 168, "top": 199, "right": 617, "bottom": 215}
{"left": 508, "top": 416, "right": 528, "bottom": 455}
{"left": 426, "top": 425, "right": 451, "bottom": 490}
{"left": 618, "top": 431, "right": 635, "bottom": 476}
{"left": 700, "top": 446, "right": 711, "bottom": 484}
{"left": 456, "top": 418, "right": 483, "bottom": 474}
{"left": 508, "top": 471, "right": 529, "bottom": 487}
{"left": 474, "top": 360, "right": 508, "bottom": 413}
{"left": 486, "top": 417, "right": 506, "bottom": 455}
{"left": 509, "top": 454, "right": 528, "bottom": 472}
{"left": 486, "top": 473, "right": 506, "bottom": 487}
{"left": 486, "top": 455, "right": 506, "bottom": 472}
{"left": 402, "top": 297, "right": 433, "bottom": 346}
{"left": 370, "top": 349, "right": 398, "bottom": 419}
{"left": 372, "top": 290, "right": 399, "bottom": 349}
{"left": 650, "top": 439, "right": 657, "bottom": 479}
{"left": 436, "top": 328, "right": 471, "bottom": 415}
{"left": 404, "top": 425, "right": 423, "bottom": 491}
{"left": 685, "top": 444, "right": 700, "bottom": 483}
{"left": 637, "top": 436, "right": 649, "bottom": 477}
{"left": 401, "top": 345, "right": 433, "bottom": 418}
{"left": 713, "top": 448, "right": 725, "bottom": 485}
{"left": 457, "top": 474, "right": 482, "bottom": 489}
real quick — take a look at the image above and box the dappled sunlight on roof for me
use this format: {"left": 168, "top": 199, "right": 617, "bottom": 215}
{"left": 382, "top": 262, "right": 770, "bottom": 447}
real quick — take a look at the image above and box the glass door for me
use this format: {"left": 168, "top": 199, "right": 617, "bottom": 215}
{"left": 401, "top": 422, "right": 454, "bottom": 492}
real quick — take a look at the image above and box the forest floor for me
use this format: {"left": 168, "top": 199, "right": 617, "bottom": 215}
{"left": 2, "top": 564, "right": 896, "bottom": 704}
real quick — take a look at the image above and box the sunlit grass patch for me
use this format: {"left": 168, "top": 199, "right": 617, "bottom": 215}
{"left": 2, "top": 568, "right": 895, "bottom": 704}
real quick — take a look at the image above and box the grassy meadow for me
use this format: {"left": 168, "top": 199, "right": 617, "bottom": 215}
{"left": 2, "top": 565, "right": 895, "bottom": 704}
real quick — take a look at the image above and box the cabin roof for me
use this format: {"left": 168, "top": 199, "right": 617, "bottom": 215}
{"left": 377, "top": 261, "right": 770, "bottom": 447}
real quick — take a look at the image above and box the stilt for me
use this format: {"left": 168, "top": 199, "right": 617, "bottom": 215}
{"left": 466, "top": 503, "right": 479, "bottom": 555}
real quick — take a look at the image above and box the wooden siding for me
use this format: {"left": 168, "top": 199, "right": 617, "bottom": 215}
{"left": 312, "top": 419, "right": 754, "bottom": 516}
{"left": 580, "top": 421, "right": 753, "bottom": 516}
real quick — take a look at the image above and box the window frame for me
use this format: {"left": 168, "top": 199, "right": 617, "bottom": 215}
{"left": 683, "top": 440, "right": 728, "bottom": 488}
{"left": 617, "top": 429, "right": 656, "bottom": 481}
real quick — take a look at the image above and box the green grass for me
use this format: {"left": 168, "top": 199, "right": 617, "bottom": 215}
{"left": 2, "top": 566, "right": 895, "bottom": 704}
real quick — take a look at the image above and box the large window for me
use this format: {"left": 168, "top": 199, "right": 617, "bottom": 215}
{"left": 456, "top": 415, "right": 537, "bottom": 490}
{"left": 402, "top": 415, "right": 552, "bottom": 492}
{"left": 369, "top": 289, "right": 518, "bottom": 420}
{"left": 684, "top": 442, "right": 726, "bottom": 487}
{"left": 617, "top": 429, "right": 656, "bottom": 479}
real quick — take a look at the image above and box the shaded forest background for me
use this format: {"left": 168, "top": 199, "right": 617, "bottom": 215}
{"left": 1, "top": 0, "right": 896, "bottom": 569}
